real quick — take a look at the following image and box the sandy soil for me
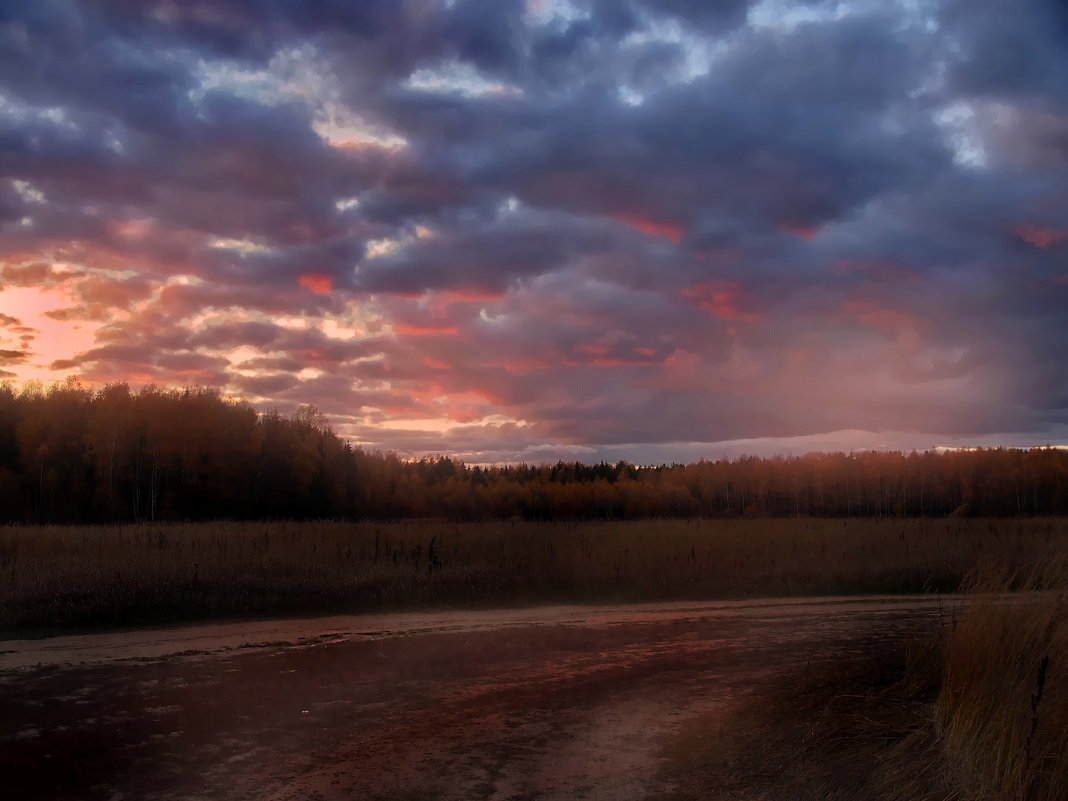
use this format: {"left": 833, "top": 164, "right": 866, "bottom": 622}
{"left": 0, "top": 596, "right": 952, "bottom": 800}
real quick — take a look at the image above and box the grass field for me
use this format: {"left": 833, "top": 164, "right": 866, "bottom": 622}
{"left": 2, "top": 517, "right": 1067, "bottom": 634}
{"left": 934, "top": 558, "right": 1067, "bottom": 801}
{"left": 656, "top": 556, "right": 1068, "bottom": 801}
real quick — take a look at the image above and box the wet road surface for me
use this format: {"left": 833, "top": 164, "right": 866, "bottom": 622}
{"left": 0, "top": 596, "right": 954, "bottom": 800}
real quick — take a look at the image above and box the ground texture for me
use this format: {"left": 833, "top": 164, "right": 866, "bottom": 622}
{"left": 0, "top": 597, "right": 947, "bottom": 801}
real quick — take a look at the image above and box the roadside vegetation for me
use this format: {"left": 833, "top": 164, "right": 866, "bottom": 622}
{"left": 657, "top": 557, "right": 1068, "bottom": 801}
{"left": 3, "top": 518, "right": 1066, "bottom": 634}
{"left": 934, "top": 559, "right": 1067, "bottom": 801}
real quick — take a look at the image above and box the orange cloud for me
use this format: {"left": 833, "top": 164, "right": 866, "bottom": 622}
{"left": 298, "top": 273, "right": 334, "bottom": 294}
{"left": 394, "top": 323, "right": 458, "bottom": 336}
{"left": 1015, "top": 224, "right": 1066, "bottom": 248}
{"left": 614, "top": 214, "right": 683, "bottom": 243}
{"left": 682, "top": 282, "right": 759, "bottom": 322}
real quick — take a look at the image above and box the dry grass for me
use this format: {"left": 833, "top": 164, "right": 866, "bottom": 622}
{"left": 1, "top": 517, "right": 1067, "bottom": 634}
{"left": 652, "top": 633, "right": 944, "bottom": 801}
{"left": 935, "top": 557, "right": 1068, "bottom": 801}
{"left": 655, "top": 555, "right": 1068, "bottom": 801}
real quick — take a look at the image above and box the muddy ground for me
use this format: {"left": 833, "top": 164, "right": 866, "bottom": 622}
{"left": 0, "top": 596, "right": 952, "bottom": 800}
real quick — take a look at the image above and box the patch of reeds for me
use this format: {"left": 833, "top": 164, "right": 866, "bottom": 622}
{"left": 656, "top": 554, "right": 1068, "bottom": 801}
{"left": 934, "top": 556, "right": 1068, "bottom": 801}
{"left": 1, "top": 518, "right": 1067, "bottom": 635}
{"left": 652, "top": 633, "right": 941, "bottom": 801}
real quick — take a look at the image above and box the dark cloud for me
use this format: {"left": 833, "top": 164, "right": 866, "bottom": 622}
{"left": 353, "top": 209, "right": 607, "bottom": 294}
{"left": 633, "top": 0, "right": 751, "bottom": 31}
{"left": 940, "top": 0, "right": 1068, "bottom": 100}
{"left": 231, "top": 372, "right": 299, "bottom": 397}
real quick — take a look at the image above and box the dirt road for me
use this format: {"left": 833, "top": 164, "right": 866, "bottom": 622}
{"left": 0, "top": 596, "right": 952, "bottom": 800}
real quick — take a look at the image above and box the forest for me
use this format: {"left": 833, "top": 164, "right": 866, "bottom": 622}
{"left": 3, "top": 379, "right": 1068, "bottom": 524}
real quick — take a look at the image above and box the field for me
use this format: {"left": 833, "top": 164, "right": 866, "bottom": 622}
{"left": 658, "top": 556, "right": 1068, "bottom": 801}
{"left": 933, "top": 559, "right": 1067, "bottom": 801}
{"left": 3, "top": 517, "right": 1067, "bottom": 634}
{"left": 3, "top": 519, "right": 1066, "bottom": 800}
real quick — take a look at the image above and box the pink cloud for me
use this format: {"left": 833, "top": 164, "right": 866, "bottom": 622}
{"left": 298, "top": 273, "right": 334, "bottom": 294}
{"left": 1, "top": 262, "right": 79, "bottom": 287}
{"left": 1015, "top": 224, "right": 1066, "bottom": 248}
{"left": 682, "top": 282, "right": 759, "bottom": 322}
{"left": 613, "top": 214, "right": 683, "bottom": 243}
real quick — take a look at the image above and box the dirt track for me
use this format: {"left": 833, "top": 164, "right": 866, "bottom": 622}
{"left": 0, "top": 596, "right": 952, "bottom": 800}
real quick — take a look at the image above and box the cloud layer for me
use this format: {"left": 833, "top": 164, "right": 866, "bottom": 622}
{"left": 3, "top": 0, "right": 1068, "bottom": 461}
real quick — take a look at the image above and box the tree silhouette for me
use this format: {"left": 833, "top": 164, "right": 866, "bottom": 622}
{"left": 0, "top": 380, "right": 1067, "bottom": 523}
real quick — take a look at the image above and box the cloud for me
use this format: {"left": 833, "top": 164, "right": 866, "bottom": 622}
{"left": 1, "top": 0, "right": 1067, "bottom": 460}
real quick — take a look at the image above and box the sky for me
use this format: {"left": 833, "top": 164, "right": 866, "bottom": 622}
{"left": 1, "top": 0, "right": 1068, "bottom": 464}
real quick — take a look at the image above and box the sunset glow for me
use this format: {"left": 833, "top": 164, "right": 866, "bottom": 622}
{"left": 0, "top": 287, "right": 102, "bottom": 382}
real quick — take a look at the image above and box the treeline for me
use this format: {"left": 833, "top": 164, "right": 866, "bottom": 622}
{"left": 2, "top": 380, "right": 1068, "bottom": 523}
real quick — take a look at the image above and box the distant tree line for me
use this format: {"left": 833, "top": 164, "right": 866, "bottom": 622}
{"left": 2, "top": 380, "right": 1068, "bottom": 523}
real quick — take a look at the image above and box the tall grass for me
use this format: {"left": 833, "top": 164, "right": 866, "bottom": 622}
{"left": 2, "top": 518, "right": 1067, "bottom": 634}
{"left": 934, "top": 557, "right": 1068, "bottom": 801}
{"left": 653, "top": 554, "right": 1068, "bottom": 801}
